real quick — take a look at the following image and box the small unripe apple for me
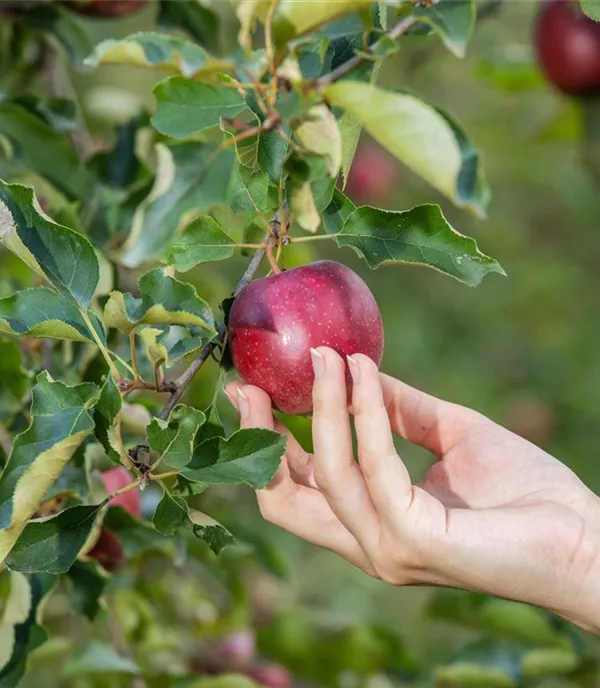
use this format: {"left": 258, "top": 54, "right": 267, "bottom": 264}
{"left": 87, "top": 527, "right": 124, "bottom": 572}
{"left": 244, "top": 664, "right": 292, "bottom": 688}
{"left": 228, "top": 261, "right": 384, "bottom": 415}
{"left": 345, "top": 142, "right": 399, "bottom": 206}
{"left": 101, "top": 467, "right": 141, "bottom": 517}
{"left": 535, "top": 0, "right": 600, "bottom": 96}
{"left": 68, "top": 0, "right": 147, "bottom": 18}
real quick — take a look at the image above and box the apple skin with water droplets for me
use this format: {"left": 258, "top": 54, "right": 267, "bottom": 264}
{"left": 535, "top": 0, "right": 600, "bottom": 96}
{"left": 228, "top": 260, "right": 384, "bottom": 415}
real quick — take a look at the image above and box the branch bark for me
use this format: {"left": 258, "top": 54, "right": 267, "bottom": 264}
{"left": 156, "top": 209, "right": 283, "bottom": 423}
{"left": 312, "top": 15, "right": 418, "bottom": 88}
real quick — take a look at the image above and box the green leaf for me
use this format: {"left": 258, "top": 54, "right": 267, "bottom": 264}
{"left": 221, "top": 110, "right": 261, "bottom": 169}
{"left": 168, "top": 216, "right": 237, "bottom": 272}
{"left": 121, "top": 143, "right": 235, "bottom": 267}
{"left": 0, "top": 374, "right": 99, "bottom": 565}
{"left": 0, "top": 572, "right": 56, "bottom": 687}
{"left": 104, "top": 267, "right": 216, "bottom": 338}
{"left": 85, "top": 32, "right": 232, "bottom": 78}
{"left": 0, "top": 104, "right": 92, "bottom": 201}
{"left": 152, "top": 77, "right": 246, "bottom": 139}
{"left": 414, "top": 0, "right": 476, "bottom": 59}
{"left": 14, "top": 95, "right": 79, "bottom": 134}
{"left": 181, "top": 428, "right": 286, "bottom": 489}
{"left": 196, "top": 404, "right": 225, "bottom": 444}
{"left": 102, "top": 507, "right": 173, "bottom": 559}
{"left": 152, "top": 492, "right": 189, "bottom": 536}
{"left": 435, "top": 639, "right": 526, "bottom": 687}
{"left": 272, "top": 0, "right": 373, "bottom": 43}
{"left": 0, "top": 339, "right": 29, "bottom": 422}
{"left": 65, "top": 561, "right": 107, "bottom": 621}
{"left": 93, "top": 376, "right": 126, "bottom": 465}
{"left": 258, "top": 129, "right": 289, "bottom": 183}
{"left": 0, "top": 288, "right": 104, "bottom": 343}
{"left": 322, "top": 188, "right": 357, "bottom": 235}
{"left": 228, "top": 163, "right": 278, "bottom": 216}
{"left": 522, "top": 647, "right": 579, "bottom": 679}
{"left": 580, "top": 0, "right": 600, "bottom": 21}
{"left": 157, "top": 0, "right": 220, "bottom": 52}
{"left": 330, "top": 204, "right": 504, "bottom": 286}
{"left": 324, "top": 82, "right": 490, "bottom": 215}
{"left": 428, "top": 590, "right": 562, "bottom": 646}
{"left": 148, "top": 404, "right": 206, "bottom": 470}
{"left": 6, "top": 505, "right": 102, "bottom": 575}
{"left": 63, "top": 641, "right": 141, "bottom": 676}
{"left": 294, "top": 105, "right": 342, "bottom": 177}
{"left": 189, "top": 511, "right": 236, "bottom": 555}
{"left": 23, "top": 4, "right": 94, "bottom": 66}
{"left": 0, "top": 181, "right": 99, "bottom": 309}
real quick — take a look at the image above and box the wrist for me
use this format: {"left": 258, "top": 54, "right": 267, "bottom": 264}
{"left": 559, "top": 489, "right": 600, "bottom": 633}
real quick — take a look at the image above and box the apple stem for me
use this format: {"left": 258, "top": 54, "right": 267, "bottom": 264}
{"left": 266, "top": 237, "right": 282, "bottom": 274}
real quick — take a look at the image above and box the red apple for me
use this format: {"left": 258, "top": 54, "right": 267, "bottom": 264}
{"left": 101, "top": 467, "right": 141, "bottom": 517}
{"left": 345, "top": 142, "right": 399, "bottom": 206}
{"left": 535, "top": 0, "right": 600, "bottom": 96}
{"left": 228, "top": 261, "right": 384, "bottom": 415}
{"left": 87, "top": 527, "right": 124, "bottom": 572}
{"left": 244, "top": 664, "right": 292, "bottom": 688}
{"left": 67, "top": 0, "right": 147, "bottom": 18}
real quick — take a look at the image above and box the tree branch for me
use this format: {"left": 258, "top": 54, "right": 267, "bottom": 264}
{"left": 156, "top": 209, "right": 283, "bottom": 423}
{"left": 312, "top": 15, "right": 418, "bottom": 88}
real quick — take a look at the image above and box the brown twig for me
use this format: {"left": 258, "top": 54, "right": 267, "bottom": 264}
{"left": 131, "top": 209, "right": 283, "bottom": 452}
{"left": 311, "top": 15, "right": 418, "bottom": 88}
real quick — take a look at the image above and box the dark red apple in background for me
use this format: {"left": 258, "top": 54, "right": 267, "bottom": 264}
{"left": 101, "top": 466, "right": 141, "bottom": 517}
{"left": 0, "top": 0, "right": 44, "bottom": 18}
{"left": 228, "top": 261, "right": 384, "bottom": 415}
{"left": 68, "top": 0, "right": 147, "bottom": 18}
{"left": 535, "top": 0, "right": 600, "bottom": 96}
{"left": 345, "top": 141, "right": 399, "bottom": 206}
{"left": 87, "top": 527, "right": 125, "bottom": 572}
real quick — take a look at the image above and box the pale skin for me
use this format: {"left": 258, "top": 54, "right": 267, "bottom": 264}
{"left": 224, "top": 347, "right": 600, "bottom": 634}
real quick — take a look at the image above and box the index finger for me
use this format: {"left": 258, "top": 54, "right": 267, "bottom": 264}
{"left": 380, "top": 374, "right": 486, "bottom": 457}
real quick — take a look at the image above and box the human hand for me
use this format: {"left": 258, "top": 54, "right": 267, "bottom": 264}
{"left": 224, "top": 347, "right": 600, "bottom": 634}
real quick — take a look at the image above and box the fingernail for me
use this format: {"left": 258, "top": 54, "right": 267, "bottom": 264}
{"left": 310, "top": 348, "right": 325, "bottom": 378}
{"left": 347, "top": 355, "right": 360, "bottom": 383}
{"left": 223, "top": 386, "right": 238, "bottom": 410}
{"left": 237, "top": 387, "right": 250, "bottom": 420}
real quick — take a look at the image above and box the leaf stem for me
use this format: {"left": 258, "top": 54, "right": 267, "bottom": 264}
{"left": 266, "top": 236, "right": 282, "bottom": 274}
{"left": 149, "top": 470, "right": 180, "bottom": 481}
{"left": 129, "top": 328, "right": 140, "bottom": 381}
{"left": 80, "top": 309, "right": 122, "bottom": 382}
{"left": 289, "top": 234, "right": 336, "bottom": 243}
{"left": 105, "top": 479, "right": 141, "bottom": 502}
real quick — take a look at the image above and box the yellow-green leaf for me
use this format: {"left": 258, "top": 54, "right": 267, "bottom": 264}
{"left": 85, "top": 32, "right": 232, "bottom": 78}
{"left": 0, "top": 374, "right": 99, "bottom": 566}
{"left": 324, "top": 82, "right": 489, "bottom": 215}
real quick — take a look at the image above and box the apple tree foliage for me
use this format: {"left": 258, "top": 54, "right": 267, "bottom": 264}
{"left": 0, "top": 1, "right": 597, "bottom": 686}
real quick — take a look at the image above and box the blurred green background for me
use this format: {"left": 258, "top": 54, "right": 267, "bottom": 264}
{"left": 4, "top": 1, "right": 600, "bottom": 686}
